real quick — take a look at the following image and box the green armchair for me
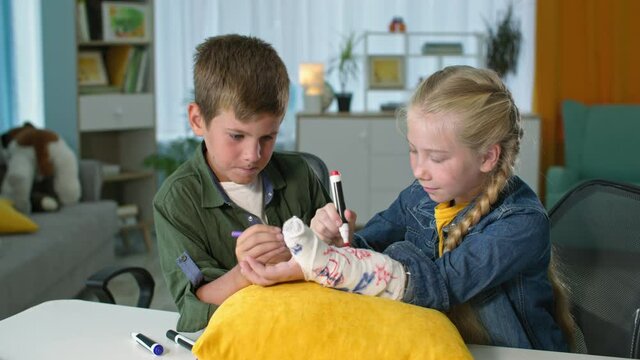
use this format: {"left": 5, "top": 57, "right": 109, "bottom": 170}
{"left": 546, "top": 100, "right": 640, "bottom": 208}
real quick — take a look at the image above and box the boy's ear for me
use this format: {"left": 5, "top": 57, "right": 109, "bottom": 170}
{"left": 188, "top": 102, "right": 206, "bottom": 136}
{"left": 480, "top": 143, "right": 501, "bottom": 173}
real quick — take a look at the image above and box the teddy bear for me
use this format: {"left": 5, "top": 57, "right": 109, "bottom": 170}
{"left": 0, "top": 122, "right": 81, "bottom": 213}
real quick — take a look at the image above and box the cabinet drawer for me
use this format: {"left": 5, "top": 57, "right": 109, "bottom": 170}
{"left": 79, "top": 94, "right": 154, "bottom": 131}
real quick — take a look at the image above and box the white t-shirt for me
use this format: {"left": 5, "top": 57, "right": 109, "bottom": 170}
{"left": 220, "top": 177, "right": 266, "bottom": 223}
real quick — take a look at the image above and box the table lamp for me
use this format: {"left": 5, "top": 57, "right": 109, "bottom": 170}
{"left": 299, "top": 63, "right": 324, "bottom": 113}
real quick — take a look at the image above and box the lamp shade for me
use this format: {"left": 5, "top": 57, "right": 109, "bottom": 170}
{"left": 299, "top": 63, "right": 324, "bottom": 95}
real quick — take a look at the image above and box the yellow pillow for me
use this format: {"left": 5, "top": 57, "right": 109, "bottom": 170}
{"left": 192, "top": 282, "right": 472, "bottom": 360}
{"left": 0, "top": 198, "right": 39, "bottom": 234}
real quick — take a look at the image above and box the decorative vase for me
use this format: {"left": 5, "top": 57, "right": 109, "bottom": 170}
{"left": 335, "top": 93, "right": 352, "bottom": 112}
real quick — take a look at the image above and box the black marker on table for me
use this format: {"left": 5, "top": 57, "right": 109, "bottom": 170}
{"left": 166, "top": 329, "right": 195, "bottom": 351}
{"left": 131, "top": 332, "right": 164, "bottom": 356}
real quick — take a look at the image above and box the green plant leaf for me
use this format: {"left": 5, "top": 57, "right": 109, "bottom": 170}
{"left": 485, "top": 3, "right": 522, "bottom": 78}
{"left": 327, "top": 32, "right": 363, "bottom": 93}
{"left": 143, "top": 137, "right": 200, "bottom": 178}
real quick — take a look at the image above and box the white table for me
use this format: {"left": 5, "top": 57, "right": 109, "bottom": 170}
{"left": 0, "top": 300, "right": 626, "bottom": 359}
{"left": 0, "top": 300, "right": 199, "bottom": 359}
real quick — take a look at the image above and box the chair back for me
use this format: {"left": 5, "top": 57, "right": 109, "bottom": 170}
{"left": 549, "top": 180, "right": 640, "bottom": 358}
{"left": 295, "top": 151, "right": 330, "bottom": 192}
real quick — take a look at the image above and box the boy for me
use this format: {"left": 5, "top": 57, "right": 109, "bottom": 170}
{"left": 153, "top": 34, "right": 331, "bottom": 332}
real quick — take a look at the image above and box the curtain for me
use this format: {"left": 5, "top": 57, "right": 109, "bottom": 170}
{"left": 11, "top": 0, "right": 42, "bottom": 128}
{"left": 0, "top": 0, "right": 16, "bottom": 133}
{"left": 155, "top": 0, "right": 536, "bottom": 148}
{"left": 534, "top": 0, "right": 640, "bottom": 196}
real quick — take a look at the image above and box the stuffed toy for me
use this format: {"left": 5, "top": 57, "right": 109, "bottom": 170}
{"left": 0, "top": 123, "right": 81, "bottom": 213}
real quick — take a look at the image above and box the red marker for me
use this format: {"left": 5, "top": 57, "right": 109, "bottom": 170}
{"left": 330, "top": 170, "right": 349, "bottom": 245}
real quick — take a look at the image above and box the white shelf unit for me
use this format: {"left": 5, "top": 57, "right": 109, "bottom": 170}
{"left": 40, "top": 0, "right": 157, "bottom": 225}
{"left": 362, "top": 31, "right": 486, "bottom": 111}
{"left": 75, "top": 0, "right": 157, "bottom": 224}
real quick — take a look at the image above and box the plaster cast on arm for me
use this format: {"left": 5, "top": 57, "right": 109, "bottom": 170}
{"left": 282, "top": 216, "right": 405, "bottom": 300}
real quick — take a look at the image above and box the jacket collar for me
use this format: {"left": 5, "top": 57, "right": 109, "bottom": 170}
{"left": 193, "top": 141, "right": 284, "bottom": 208}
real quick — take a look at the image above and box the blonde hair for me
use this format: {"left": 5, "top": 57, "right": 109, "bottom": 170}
{"left": 193, "top": 34, "right": 289, "bottom": 125}
{"left": 405, "top": 65, "right": 574, "bottom": 347}
{"left": 411, "top": 65, "right": 521, "bottom": 251}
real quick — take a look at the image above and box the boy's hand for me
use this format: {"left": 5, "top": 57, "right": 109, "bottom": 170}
{"left": 310, "top": 203, "right": 357, "bottom": 246}
{"left": 235, "top": 224, "right": 291, "bottom": 265}
{"left": 239, "top": 256, "right": 304, "bottom": 286}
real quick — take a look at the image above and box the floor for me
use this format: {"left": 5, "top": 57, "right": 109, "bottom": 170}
{"left": 77, "top": 230, "right": 177, "bottom": 312}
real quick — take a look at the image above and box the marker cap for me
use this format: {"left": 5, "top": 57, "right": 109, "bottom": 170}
{"left": 152, "top": 344, "right": 164, "bottom": 355}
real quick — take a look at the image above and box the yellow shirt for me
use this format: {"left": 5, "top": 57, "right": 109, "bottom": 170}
{"left": 435, "top": 201, "right": 468, "bottom": 257}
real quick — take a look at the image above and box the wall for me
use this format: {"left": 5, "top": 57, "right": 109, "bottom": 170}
{"left": 40, "top": 0, "right": 77, "bottom": 153}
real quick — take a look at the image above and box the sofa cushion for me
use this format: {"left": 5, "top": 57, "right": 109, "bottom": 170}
{"left": 564, "top": 100, "right": 640, "bottom": 180}
{"left": 0, "top": 198, "right": 38, "bottom": 234}
{"left": 0, "top": 200, "right": 118, "bottom": 319}
{"left": 193, "top": 282, "right": 472, "bottom": 360}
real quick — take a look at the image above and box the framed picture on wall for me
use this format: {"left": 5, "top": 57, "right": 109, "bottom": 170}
{"left": 368, "top": 56, "right": 405, "bottom": 89}
{"left": 77, "top": 51, "right": 108, "bottom": 86}
{"left": 101, "top": 1, "right": 150, "bottom": 42}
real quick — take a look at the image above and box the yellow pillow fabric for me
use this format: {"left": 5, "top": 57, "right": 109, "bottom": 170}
{"left": 0, "top": 198, "right": 39, "bottom": 234}
{"left": 192, "top": 282, "right": 472, "bottom": 360}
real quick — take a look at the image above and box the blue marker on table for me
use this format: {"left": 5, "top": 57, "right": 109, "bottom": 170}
{"left": 231, "top": 230, "right": 243, "bottom": 238}
{"left": 131, "top": 332, "right": 164, "bottom": 356}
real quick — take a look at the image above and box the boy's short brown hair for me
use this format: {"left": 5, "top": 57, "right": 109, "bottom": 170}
{"left": 193, "top": 34, "right": 290, "bottom": 125}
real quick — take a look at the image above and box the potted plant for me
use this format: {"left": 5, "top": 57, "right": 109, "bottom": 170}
{"left": 328, "top": 32, "right": 362, "bottom": 112}
{"left": 143, "top": 136, "right": 200, "bottom": 183}
{"left": 485, "top": 4, "right": 522, "bottom": 78}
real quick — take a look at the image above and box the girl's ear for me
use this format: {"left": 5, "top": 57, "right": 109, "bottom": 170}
{"left": 480, "top": 143, "right": 501, "bottom": 173}
{"left": 188, "top": 102, "right": 206, "bottom": 136}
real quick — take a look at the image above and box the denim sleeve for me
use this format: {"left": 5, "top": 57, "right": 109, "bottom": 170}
{"left": 352, "top": 183, "right": 418, "bottom": 252}
{"left": 386, "top": 208, "right": 550, "bottom": 312}
{"left": 383, "top": 241, "right": 451, "bottom": 309}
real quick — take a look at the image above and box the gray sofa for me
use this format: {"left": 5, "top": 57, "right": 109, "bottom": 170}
{"left": 0, "top": 160, "right": 119, "bottom": 320}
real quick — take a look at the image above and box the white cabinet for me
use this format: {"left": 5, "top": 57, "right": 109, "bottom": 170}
{"left": 517, "top": 114, "right": 541, "bottom": 195}
{"left": 297, "top": 113, "right": 541, "bottom": 225}
{"left": 297, "top": 113, "right": 413, "bottom": 225}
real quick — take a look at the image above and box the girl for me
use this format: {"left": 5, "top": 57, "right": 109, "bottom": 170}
{"left": 239, "top": 65, "right": 573, "bottom": 351}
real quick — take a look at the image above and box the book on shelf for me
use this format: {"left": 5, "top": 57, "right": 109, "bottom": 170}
{"left": 105, "top": 45, "right": 134, "bottom": 89}
{"left": 421, "top": 42, "right": 464, "bottom": 55}
{"left": 117, "top": 204, "right": 139, "bottom": 218}
{"left": 101, "top": 163, "right": 121, "bottom": 177}
{"left": 117, "top": 204, "right": 139, "bottom": 227}
{"left": 135, "top": 48, "right": 149, "bottom": 92}
{"left": 76, "top": 0, "right": 90, "bottom": 42}
{"left": 123, "top": 47, "right": 148, "bottom": 93}
{"left": 84, "top": 0, "right": 103, "bottom": 40}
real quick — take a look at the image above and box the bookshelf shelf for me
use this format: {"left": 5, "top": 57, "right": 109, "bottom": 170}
{"left": 362, "top": 31, "right": 486, "bottom": 111}
{"left": 103, "top": 171, "right": 154, "bottom": 183}
{"left": 78, "top": 40, "right": 151, "bottom": 47}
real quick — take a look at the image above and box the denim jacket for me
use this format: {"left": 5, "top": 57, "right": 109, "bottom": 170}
{"left": 352, "top": 176, "right": 568, "bottom": 351}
